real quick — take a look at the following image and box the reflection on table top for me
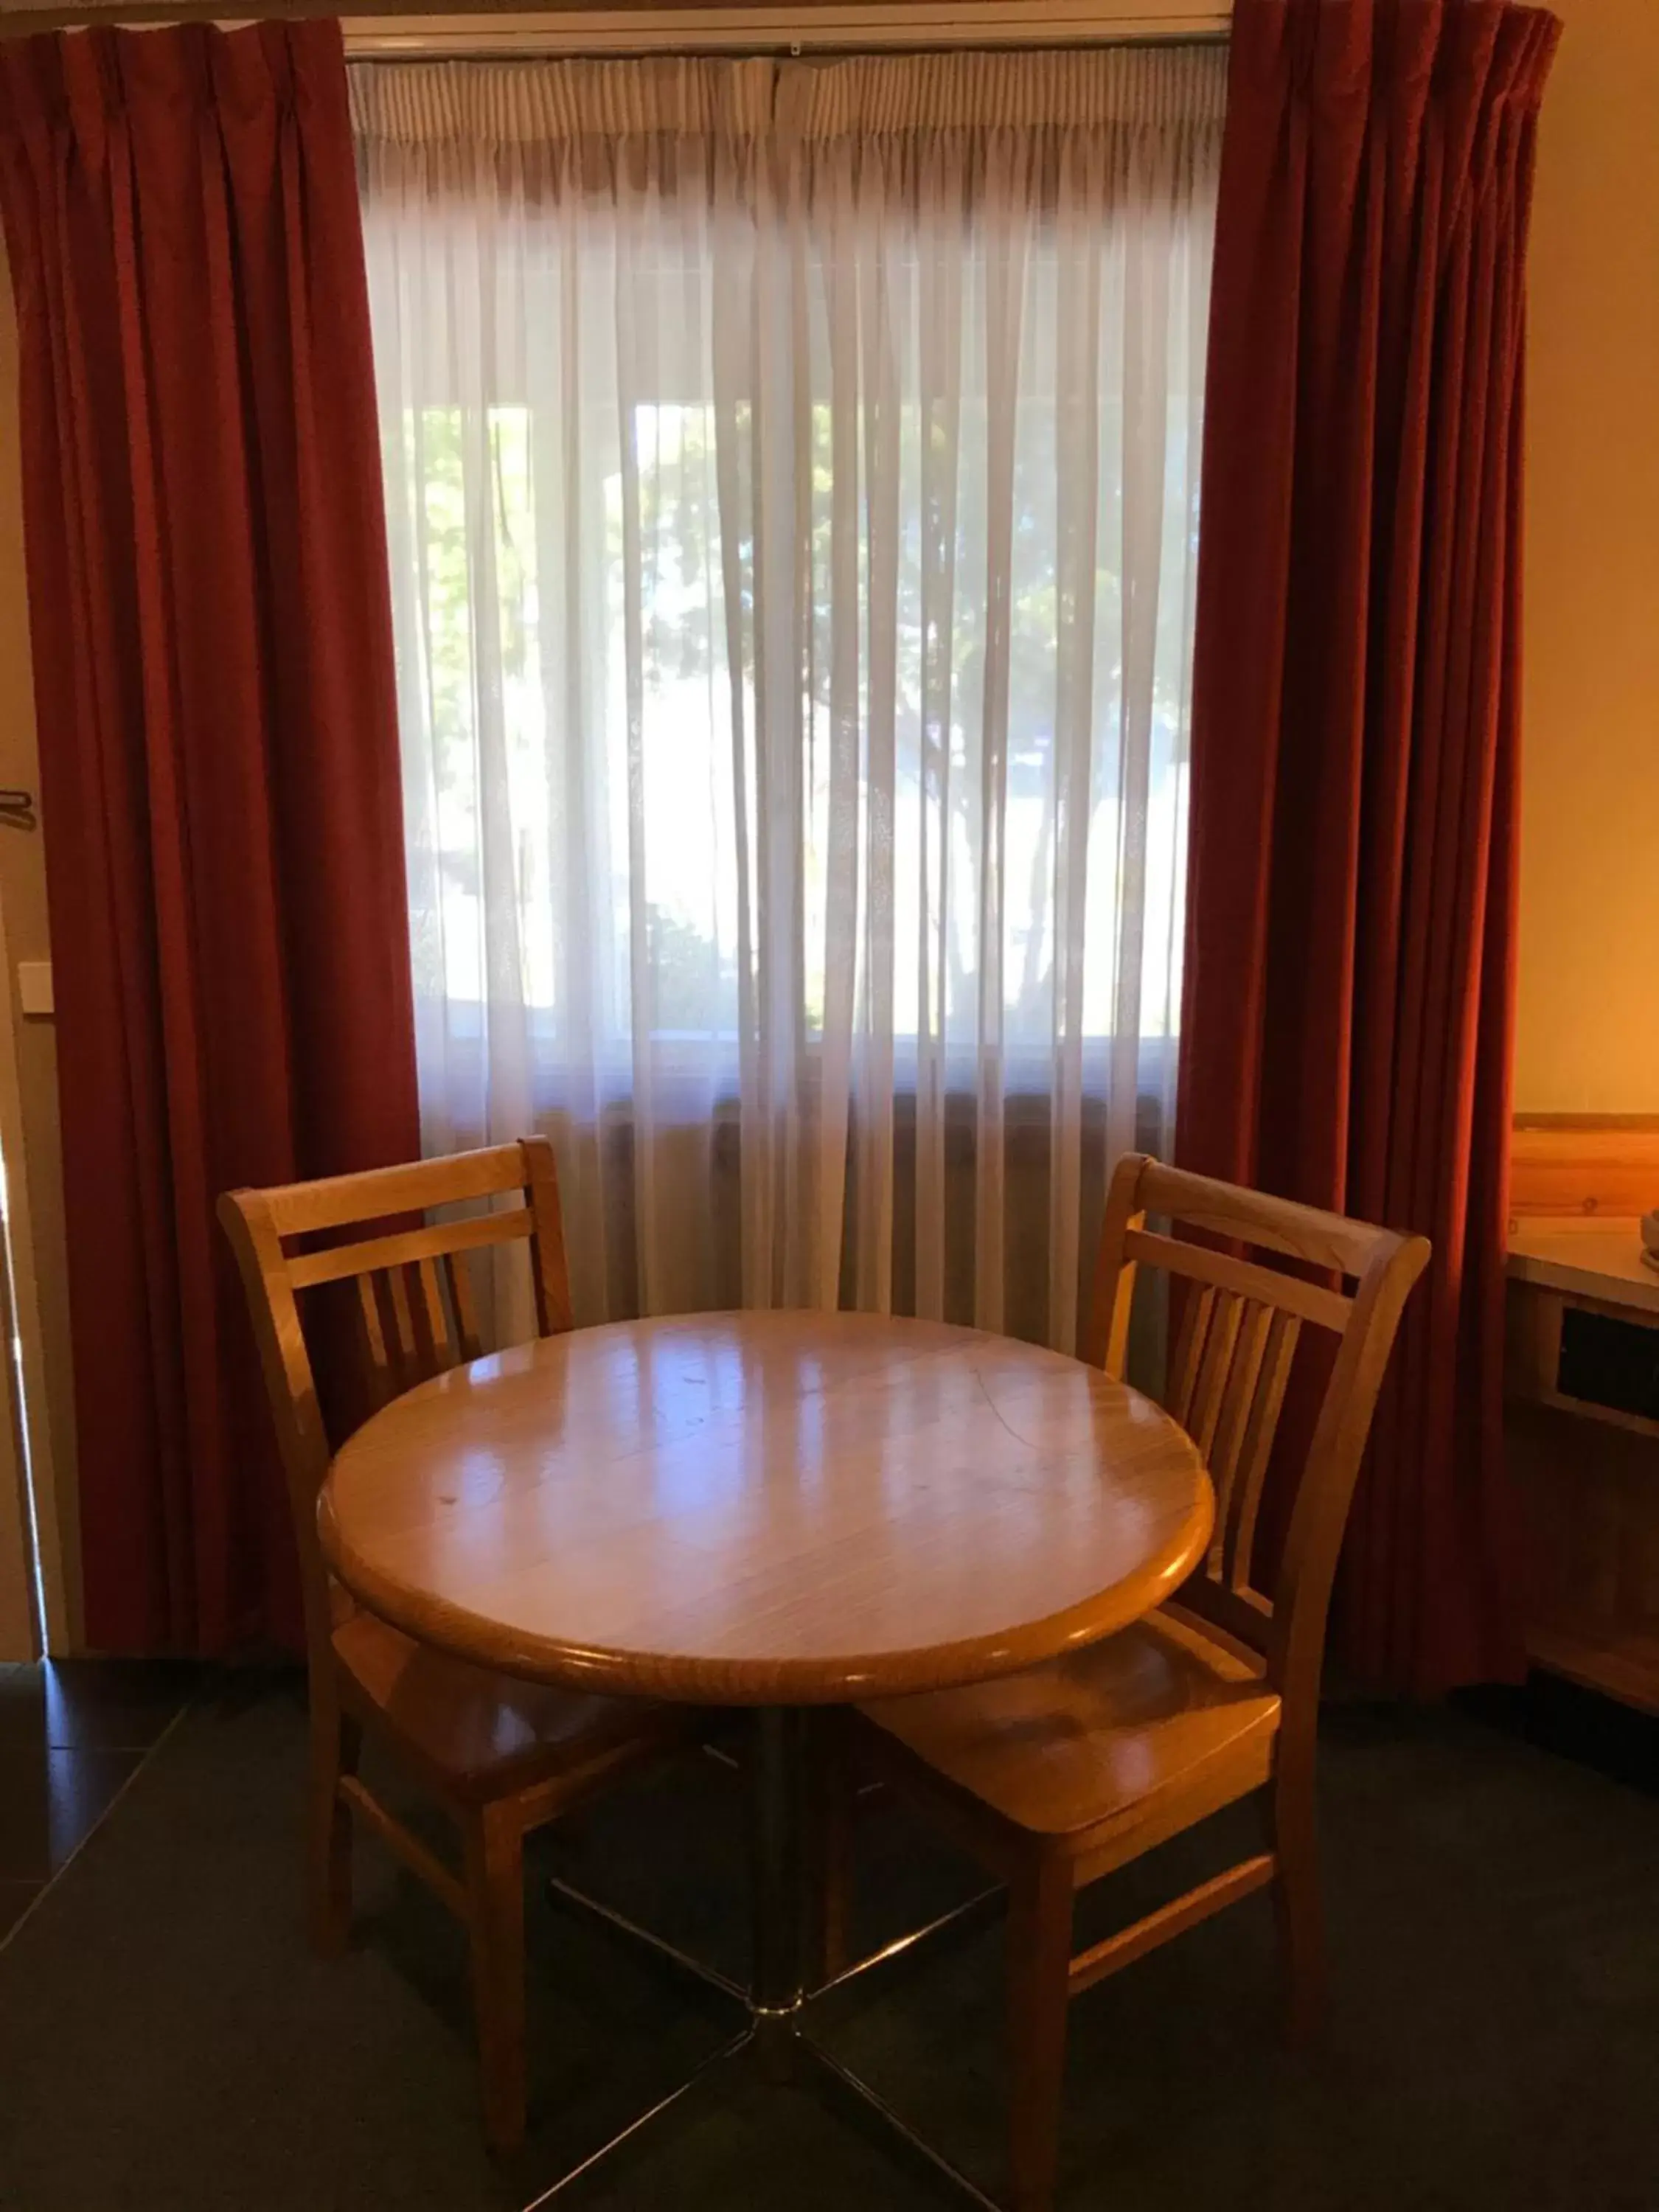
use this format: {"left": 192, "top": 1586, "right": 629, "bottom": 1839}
{"left": 319, "top": 1310, "right": 1214, "bottom": 1705}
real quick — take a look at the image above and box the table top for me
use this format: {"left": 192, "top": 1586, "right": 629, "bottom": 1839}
{"left": 318, "top": 1310, "right": 1214, "bottom": 1706}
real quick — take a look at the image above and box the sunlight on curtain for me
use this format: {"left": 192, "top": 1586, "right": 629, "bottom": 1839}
{"left": 353, "top": 46, "right": 1222, "bottom": 1347}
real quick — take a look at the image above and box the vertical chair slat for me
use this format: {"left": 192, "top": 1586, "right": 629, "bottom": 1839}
{"left": 445, "top": 1250, "right": 484, "bottom": 1364}
{"left": 1187, "top": 1293, "right": 1245, "bottom": 1461}
{"left": 1166, "top": 1284, "right": 1216, "bottom": 1428}
{"left": 1222, "top": 1308, "right": 1301, "bottom": 1596}
{"left": 520, "top": 1138, "right": 574, "bottom": 1335}
{"left": 355, "top": 1273, "right": 397, "bottom": 1415}
{"left": 411, "top": 1257, "right": 453, "bottom": 1374}
{"left": 381, "top": 1267, "right": 420, "bottom": 1394}
{"left": 1205, "top": 1299, "right": 1273, "bottom": 1564}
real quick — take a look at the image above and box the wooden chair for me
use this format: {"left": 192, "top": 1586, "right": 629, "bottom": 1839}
{"left": 841, "top": 1154, "right": 1431, "bottom": 2211}
{"left": 220, "top": 1139, "right": 692, "bottom": 2152}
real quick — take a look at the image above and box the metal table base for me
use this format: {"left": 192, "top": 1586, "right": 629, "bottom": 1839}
{"left": 523, "top": 1708, "right": 1005, "bottom": 2212}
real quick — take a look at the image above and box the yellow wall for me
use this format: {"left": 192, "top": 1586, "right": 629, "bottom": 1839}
{"left": 0, "top": 249, "right": 83, "bottom": 1644}
{"left": 1516, "top": 0, "right": 1659, "bottom": 1112}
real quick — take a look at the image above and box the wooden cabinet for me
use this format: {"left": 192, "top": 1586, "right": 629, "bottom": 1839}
{"left": 1506, "top": 1222, "right": 1659, "bottom": 1715}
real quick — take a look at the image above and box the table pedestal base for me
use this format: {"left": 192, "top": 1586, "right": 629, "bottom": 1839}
{"left": 526, "top": 1707, "right": 1006, "bottom": 2211}
{"left": 524, "top": 2014, "right": 1004, "bottom": 2211}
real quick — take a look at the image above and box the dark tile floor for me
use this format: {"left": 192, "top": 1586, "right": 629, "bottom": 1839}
{"left": 1, "top": 1658, "right": 1655, "bottom": 2212}
{"left": 0, "top": 1658, "right": 199, "bottom": 1943}
{"left": 0, "top": 1658, "right": 1648, "bottom": 1962}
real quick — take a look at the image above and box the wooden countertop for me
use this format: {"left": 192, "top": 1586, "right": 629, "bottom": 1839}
{"left": 1506, "top": 1218, "right": 1659, "bottom": 1317}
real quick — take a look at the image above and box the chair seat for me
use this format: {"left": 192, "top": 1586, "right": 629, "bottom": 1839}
{"left": 333, "top": 1609, "right": 681, "bottom": 1803}
{"left": 858, "top": 1607, "right": 1281, "bottom": 1842}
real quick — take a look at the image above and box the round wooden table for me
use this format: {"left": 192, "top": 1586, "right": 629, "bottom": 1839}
{"left": 319, "top": 1310, "right": 1213, "bottom": 2204}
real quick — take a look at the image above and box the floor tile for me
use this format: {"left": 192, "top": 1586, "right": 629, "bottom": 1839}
{"left": 0, "top": 1665, "right": 47, "bottom": 1756}
{"left": 41, "top": 1660, "right": 199, "bottom": 1751}
{"left": 0, "top": 1879, "right": 41, "bottom": 1942}
{"left": 0, "top": 1745, "right": 144, "bottom": 1882}
{"left": 0, "top": 1660, "right": 198, "bottom": 1759}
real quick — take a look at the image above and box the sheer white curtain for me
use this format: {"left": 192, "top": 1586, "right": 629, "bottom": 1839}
{"left": 354, "top": 46, "right": 1222, "bottom": 1348}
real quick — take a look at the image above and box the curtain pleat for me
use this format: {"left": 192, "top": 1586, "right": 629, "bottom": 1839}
{"left": 351, "top": 46, "right": 1226, "bottom": 147}
{"left": 0, "top": 22, "right": 420, "bottom": 1655}
{"left": 1177, "top": 0, "right": 1559, "bottom": 1693}
{"left": 355, "top": 44, "right": 1222, "bottom": 1346}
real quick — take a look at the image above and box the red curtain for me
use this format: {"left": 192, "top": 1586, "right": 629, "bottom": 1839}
{"left": 0, "top": 22, "right": 420, "bottom": 1655}
{"left": 1177, "top": 0, "right": 1559, "bottom": 1692}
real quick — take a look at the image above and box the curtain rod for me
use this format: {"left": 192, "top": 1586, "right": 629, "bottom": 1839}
{"left": 346, "top": 6, "right": 1229, "bottom": 56}
{"left": 1, "top": 4, "right": 1231, "bottom": 49}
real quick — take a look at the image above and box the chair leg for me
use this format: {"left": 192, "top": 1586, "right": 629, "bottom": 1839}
{"left": 307, "top": 1700, "right": 361, "bottom": 1960}
{"left": 1006, "top": 1850, "right": 1075, "bottom": 2212}
{"left": 462, "top": 1802, "right": 527, "bottom": 2154}
{"left": 1271, "top": 1761, "right": 1325, "bottom": 2045}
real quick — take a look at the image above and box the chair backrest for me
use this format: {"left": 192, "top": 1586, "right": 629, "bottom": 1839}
{"left": 218, "top": 1139, "right": 572, "bottom": 1666}
{"left": 1084, "top": 1154, "right": 1430, "bottom": 1729}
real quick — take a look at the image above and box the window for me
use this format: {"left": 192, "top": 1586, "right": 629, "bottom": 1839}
{"left": 357, "top": 46, "right": 1223, "bottom": 1340}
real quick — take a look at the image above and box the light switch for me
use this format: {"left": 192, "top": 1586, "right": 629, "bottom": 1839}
{"left": 16, "top": 961, "right": 52, "bottom": 1018}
